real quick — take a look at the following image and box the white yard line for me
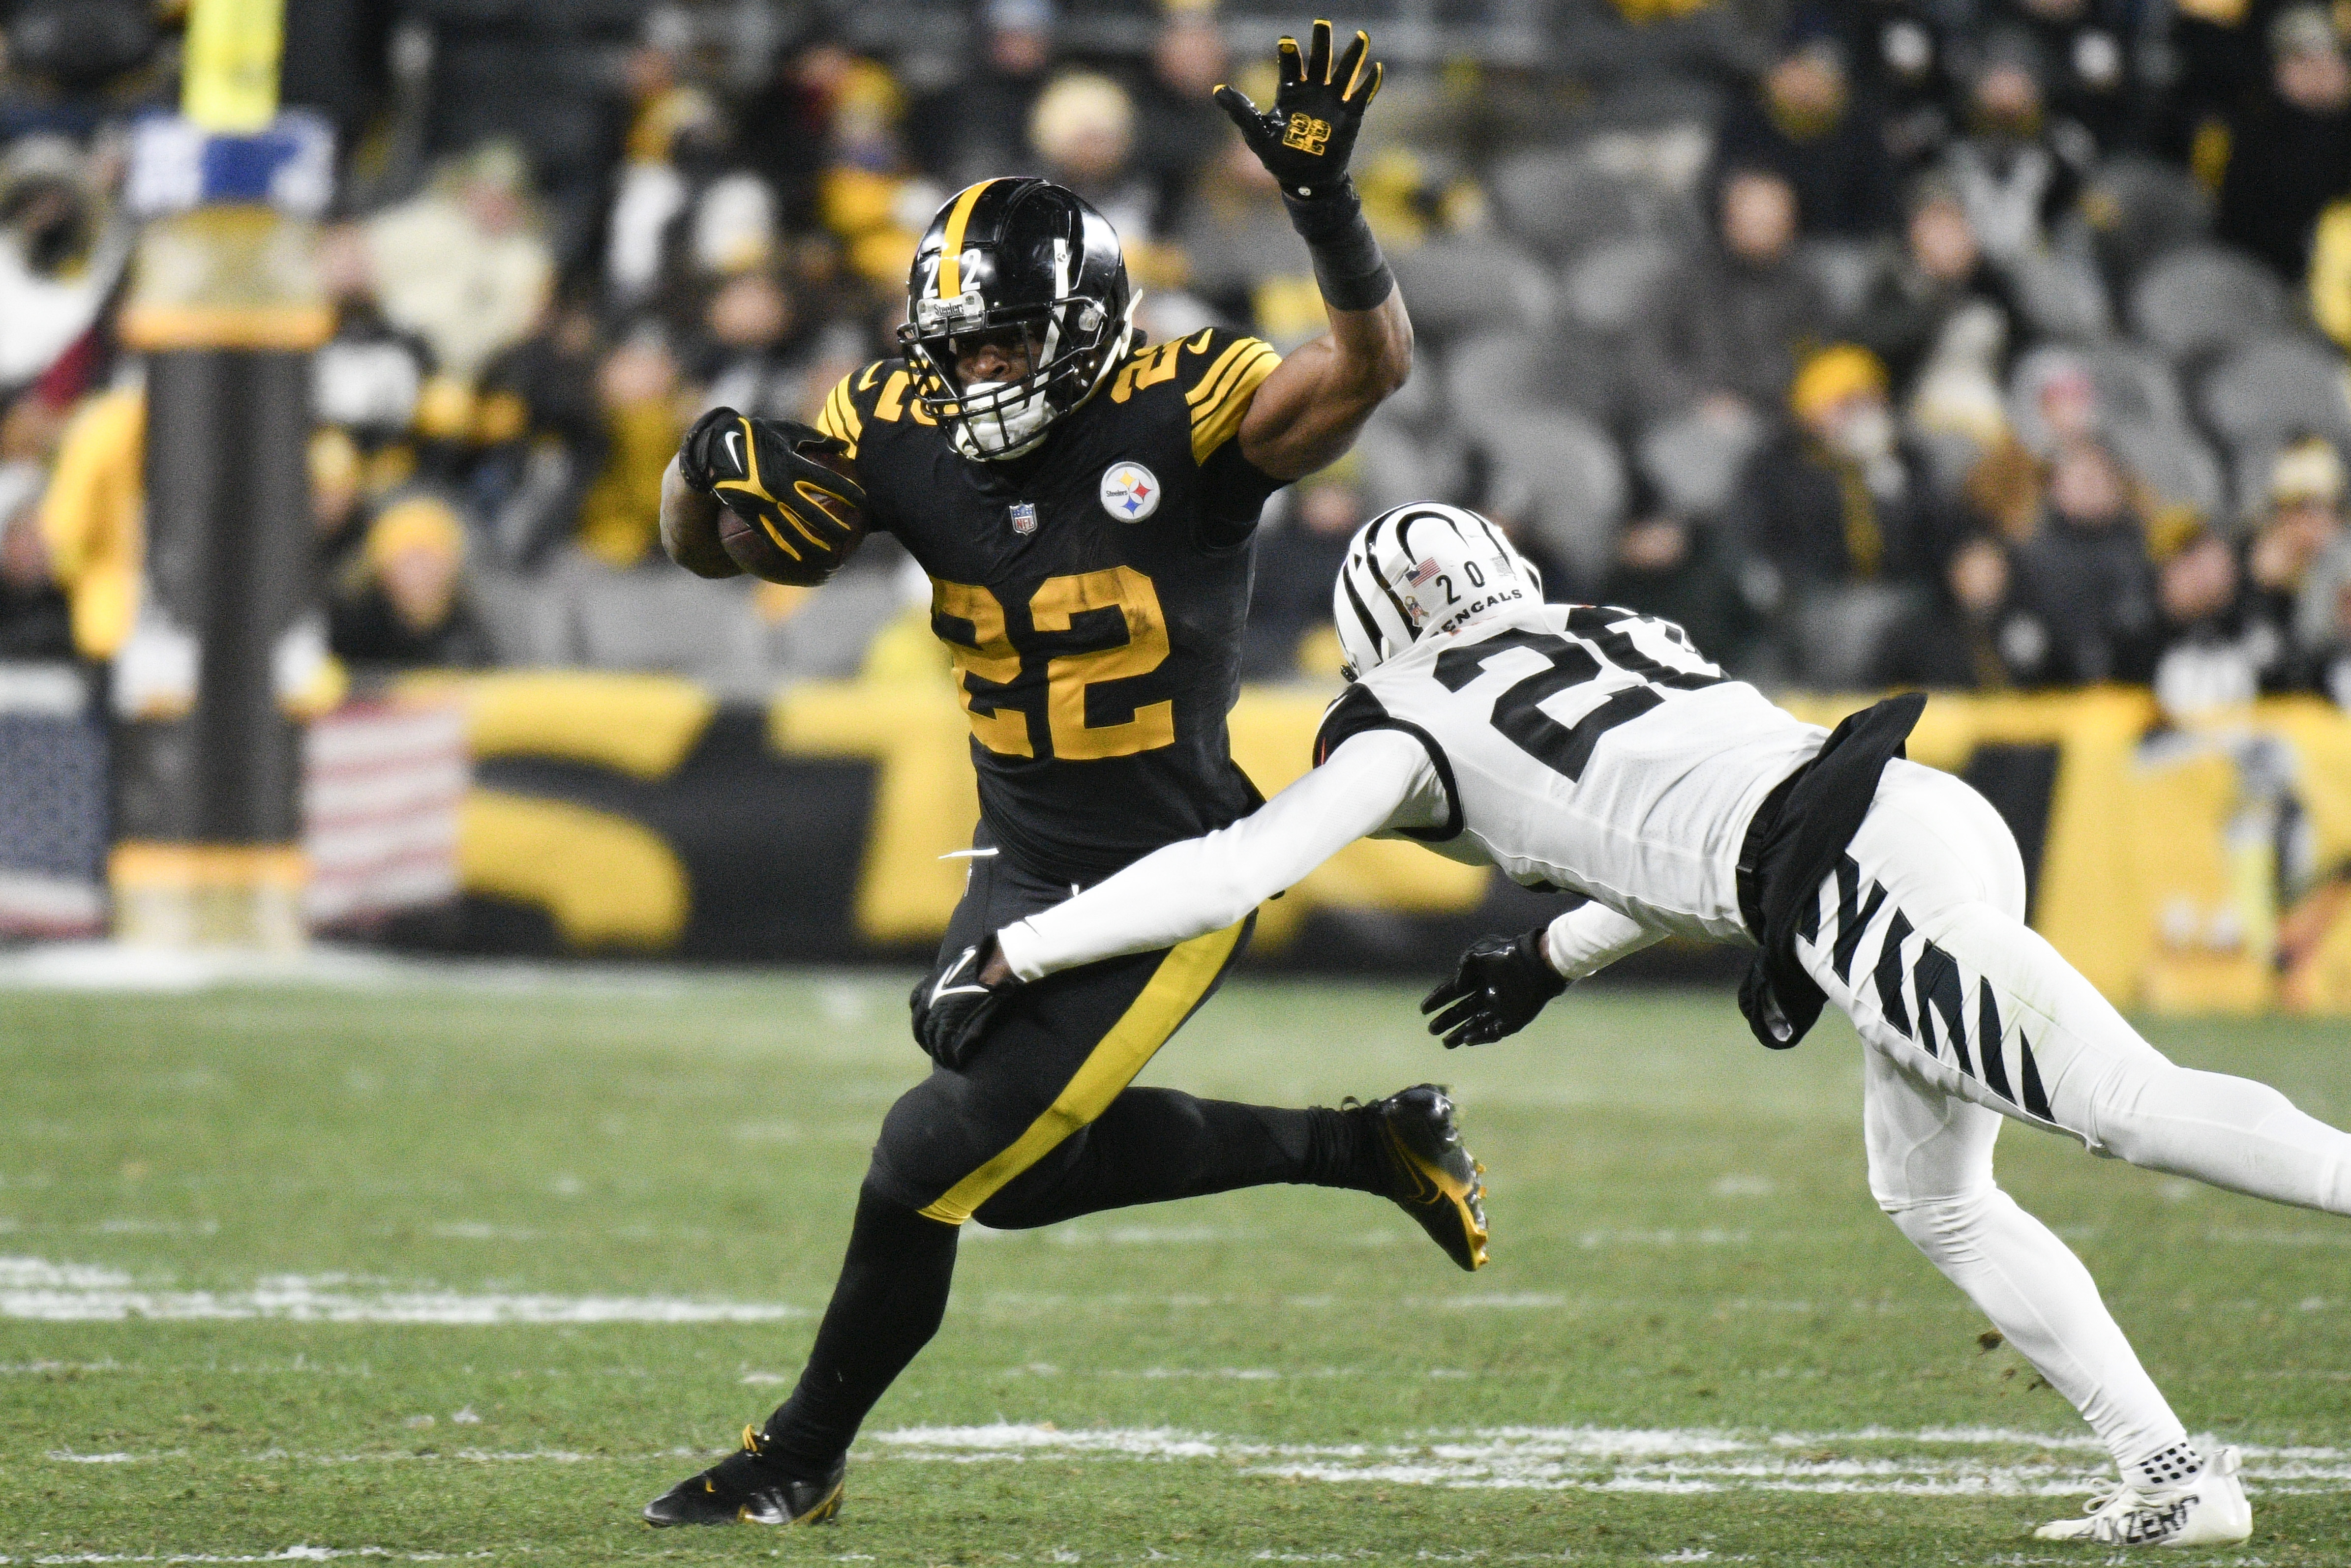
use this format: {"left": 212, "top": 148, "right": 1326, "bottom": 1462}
{"left": 0, "top": 1257, "right": 805, "bottom": 1325}
{"left": 30, "top": 1426, "right": 2346, "bottom": 1499}
{"left": 0, "top": 1552, "right": 514, "bottom": 1565}
{"left": 855, "top": 1424, "right": 2351, "bottom": 1497}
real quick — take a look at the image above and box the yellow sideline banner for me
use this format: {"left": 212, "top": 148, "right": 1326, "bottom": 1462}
{"left": 428, "top": 666, "right": 2351, "bottom": 1014}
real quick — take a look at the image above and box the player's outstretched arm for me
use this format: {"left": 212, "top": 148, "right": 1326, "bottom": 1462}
{"left": 918, "top": 734, "right": 1432, "bottom": 1066}
{"left": 994, "top": 728, "right": 1435, "bottom": 980}
{"left": 1218, "top": 21, "right": 1413, "bottom": 481}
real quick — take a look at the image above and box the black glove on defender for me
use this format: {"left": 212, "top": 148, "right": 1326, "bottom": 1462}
{"left": 1420, "top": 929, "right": 1567, "bottom": 1049}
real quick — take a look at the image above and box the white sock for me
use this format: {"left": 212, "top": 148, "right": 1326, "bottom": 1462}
{"left": 1883, "top": 1186, "right": 2188, "bottom": 1469}
{"left": 2125, "top": 1438, "right": 2205, "bottom": 1490}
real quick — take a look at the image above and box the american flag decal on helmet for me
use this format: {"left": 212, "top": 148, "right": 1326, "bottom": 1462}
{"left": 1405, "top": 557, "right": 1442, "bottom": 590}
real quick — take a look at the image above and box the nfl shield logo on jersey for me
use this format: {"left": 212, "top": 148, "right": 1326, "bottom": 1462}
{"left": 1098, "top": 462, "right": 1161, "bottom": 522}
{"left": 1008, "top": 502, "right": 1038, "bottom": 535}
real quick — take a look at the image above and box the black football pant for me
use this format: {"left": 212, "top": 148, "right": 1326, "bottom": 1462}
{"left": 758, "top": 835, "right": 1384, "bottom": 1477}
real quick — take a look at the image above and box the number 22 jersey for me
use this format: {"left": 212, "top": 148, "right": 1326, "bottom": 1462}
{"left": 815, "top": 329, "right": 1287, "bottom": 886}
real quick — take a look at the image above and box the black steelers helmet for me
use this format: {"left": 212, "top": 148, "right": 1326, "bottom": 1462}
{"left": 899, "top": 178, "right": 1135, "bottom": 461}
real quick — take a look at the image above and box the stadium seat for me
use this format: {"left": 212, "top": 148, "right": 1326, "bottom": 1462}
{"left": 531, "top": 553, "right": 770, "bottom": 691}
{"left": 2128, "top": 246, "right": 2293, "bottom": 363}
{"left": 1488, "top": 149, "right": 1652, "bottom": 261}
{"left": 1635, "top": 405, "right": 1768, "bottom": 521}
{"left": 2106, "top": 419, "right": 2227, "bottom": 522}
{"left": 2007, "top": 344, "right": 2194, "bottom": 456}
{"left": 2080, "top": 154, "right": 2212, "bottom": 288}
{"left": 2006, "top": 248, "right": 2114, "bottom": 343}
{"left": 1795, "top": 582, "right": 1924, "bottom": 690}
{"left": 2197, "top": 335, "right": 2351, "bottom": 518}
{"left": 1563, "top": 234, "right": 1680, "bottom": 334}
{"left": 2197, "top": 334, "right": 2351, "bottom": 452}
{"left": 1386, "top": 234, "right": 1555, "bottom": 344}
{"left": 1352, "top": 405, "right": 1472, "bottom": 516}
{"left": 1800, "top": 238, "right": 1885, "bottom": 324}
{"left": 1473, "top": 405, "right": 1627, "bottom": 584}
{"left": 1445, "top": 328, "right": 1538, "bottom": 414}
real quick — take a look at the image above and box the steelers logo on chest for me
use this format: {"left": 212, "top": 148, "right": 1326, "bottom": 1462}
{"left": 1098, "top": 461, "right": 1161, "bottom": 522}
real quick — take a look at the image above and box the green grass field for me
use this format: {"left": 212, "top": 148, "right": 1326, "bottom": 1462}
{"left": 3, "top": 964, "right": 2348, "bottom": 1566}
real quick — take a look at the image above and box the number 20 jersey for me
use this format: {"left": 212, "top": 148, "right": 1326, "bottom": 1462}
{"left": 1317, "top": 604, "right": 1829, "bottom": 943}
{"left": 816, "top": 329, "right": 1286, "bottom": 886}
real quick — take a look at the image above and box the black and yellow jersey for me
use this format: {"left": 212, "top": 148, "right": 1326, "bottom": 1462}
{"left": 815, "top": 327, "right": 1287, "bottom": 885}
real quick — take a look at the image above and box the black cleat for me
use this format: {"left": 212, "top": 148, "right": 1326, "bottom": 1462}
{"left": 641, "top": 1425, "right": 846, "bottom": 1527}
{"left": 1351, "top": 1083, "right": 1490, "bottom": 1272}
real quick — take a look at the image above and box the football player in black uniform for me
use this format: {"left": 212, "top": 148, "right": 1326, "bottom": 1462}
{"left": 644, "top": 24, "right": 1475, "bottom": 1528}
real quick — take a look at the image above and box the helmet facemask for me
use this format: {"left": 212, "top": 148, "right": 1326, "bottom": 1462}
{"left": 899, "top": 201, "right": 1136, "bottom": 462}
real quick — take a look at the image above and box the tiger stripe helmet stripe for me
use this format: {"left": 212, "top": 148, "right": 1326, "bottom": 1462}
{"left": 936, "top": 179, "right": 998, "bottom": 301}
{"left": 1332, "top": 502, "right": 1540, "bottom": 679}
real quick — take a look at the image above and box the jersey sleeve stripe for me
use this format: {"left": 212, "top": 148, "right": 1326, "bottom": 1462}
{"left": 1185, "top": 339, "right": 1279, "bottom": 416}
{"left": 1187, "top": 344, "right": 1280, "bottom": 464}
{"left": 1184, "top": 338, "right": 1263, "bottom": 409}
{"left": 816, "top": 376, "right": 863, "bottom": 456}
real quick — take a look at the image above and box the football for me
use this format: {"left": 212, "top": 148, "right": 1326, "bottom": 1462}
{"left": 718, "top": 442, "right": 867, "bottom": 587}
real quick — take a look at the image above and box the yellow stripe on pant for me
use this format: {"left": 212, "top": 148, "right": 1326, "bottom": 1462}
{"left": 918, "top": 919, "right": 1248, "bottom": 1225}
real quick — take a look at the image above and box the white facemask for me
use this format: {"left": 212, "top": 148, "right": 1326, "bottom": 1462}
{"left": 950, "top": 379, "right": 1055, "bottom": 461}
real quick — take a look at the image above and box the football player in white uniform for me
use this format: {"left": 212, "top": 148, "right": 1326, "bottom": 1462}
{"left": 919, "top": 501, "right": 2351, "bottom": 1549}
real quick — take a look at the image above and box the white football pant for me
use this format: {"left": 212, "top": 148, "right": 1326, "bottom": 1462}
{"left": 1795, "top": 759, "right": 2351, "bottom": 1471}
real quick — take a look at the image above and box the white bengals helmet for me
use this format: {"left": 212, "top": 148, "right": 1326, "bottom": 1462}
{"left": 1332, "top": 502, "right": 1540, "bottom": 680}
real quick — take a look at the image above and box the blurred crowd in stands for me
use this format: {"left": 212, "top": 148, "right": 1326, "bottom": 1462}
{"left": 5, "top": 0, "right": 2351, "bottom": 715}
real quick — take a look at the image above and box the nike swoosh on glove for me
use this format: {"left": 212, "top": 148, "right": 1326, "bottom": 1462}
{"left": 910, "top": 941, "right": 1024, "bottom": 1070}
{"left": 677, "top": 406, "right": 865, "bottom": 576}
{"left": 1420, "top": 928, "right": 1567, "bottom": 1048}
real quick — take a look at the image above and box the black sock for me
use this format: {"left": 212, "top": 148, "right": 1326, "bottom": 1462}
{"left": 1303, "top": 1101, "right": 1387, "bottom": 1193}
{"left": 974, "top": 1091, "right": 1384, "bottom": 1229}
{"left": 758, "top": 1180, "right": 959, "bottom": 1477}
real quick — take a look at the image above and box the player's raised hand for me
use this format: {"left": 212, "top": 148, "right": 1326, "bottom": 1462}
{"left": 1420, "top": 929, "right": 1567, "bottom": 1048}
{"left": 1214, "top": 20, "right": 1382, "bottom": 202}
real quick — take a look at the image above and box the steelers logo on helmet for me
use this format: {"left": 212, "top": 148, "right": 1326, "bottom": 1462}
{"left": 1099, "top": 461, "right": 1160, "bottom": 522}
{"left": 898, "top": 178, "right": 1137, "bottom": 463}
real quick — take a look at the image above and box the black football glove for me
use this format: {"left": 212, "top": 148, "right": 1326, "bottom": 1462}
{"left": 910, "top": 938, "right": 1025, "bottom": 1071}
{"left": 678, "top": 406, "right": 866, "bottom": 572}
{"left": 1420, "top": 928, "right": 1567, "bottom": 1049}
{"left": 1214, "top": 20, "right": 1383, "bottom": 202}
